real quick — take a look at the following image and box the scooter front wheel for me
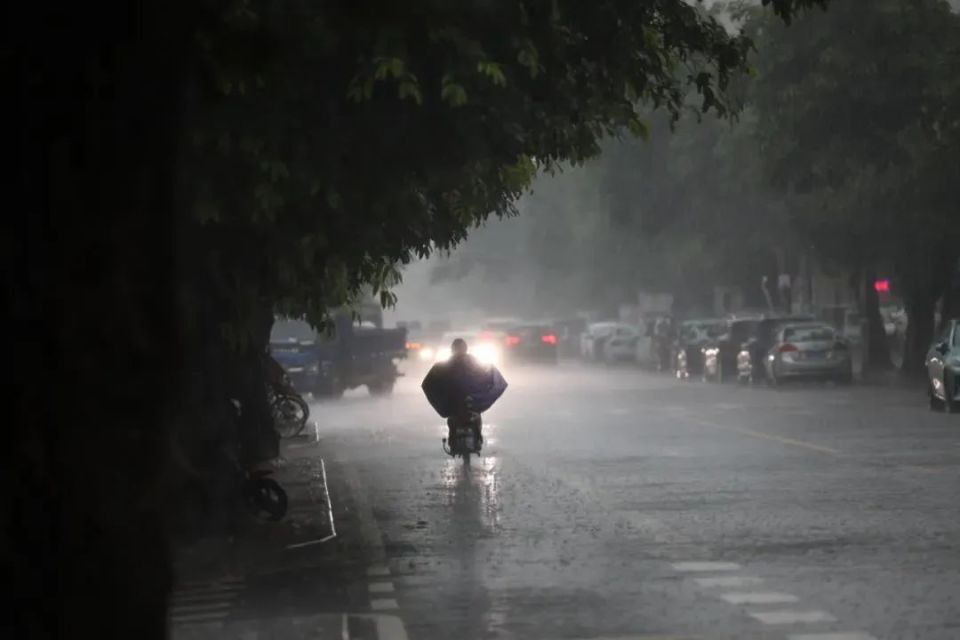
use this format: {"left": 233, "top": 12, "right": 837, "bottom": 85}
{"left": 245, "top": 476, "right": 288, "bottom": 521}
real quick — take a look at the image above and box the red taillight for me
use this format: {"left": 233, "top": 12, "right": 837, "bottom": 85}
{"left": 479, "top": 331, "right": 495, "bottom": 341}
{"left": 405, "top": 341, "right": 421, "bottom": 350}
{"left": 541, "top": 334, "right": 558, "bottom": 345}
{"left": 778, "top": 343, "right": 798, "bottom": 353}
{"left": 505, "top": 335, "right": 521, "bottom": 347}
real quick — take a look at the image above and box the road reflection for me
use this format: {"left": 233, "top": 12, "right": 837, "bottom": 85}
{"left": 436, "top": 442, "right": 503, "bottom": 639}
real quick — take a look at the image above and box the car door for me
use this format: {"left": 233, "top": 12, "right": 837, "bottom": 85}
{"left": 927, "top": 324, "right": 952, "bottom": 393}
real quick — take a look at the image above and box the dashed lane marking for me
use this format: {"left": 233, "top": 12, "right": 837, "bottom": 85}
{"left": 694, "top": 576, "right": 764, "bottom": 588}
{"left": 370, "top": 598, "right": 399, "bottom": 611}
{"left": 368, "top": 581, "right": 396, "bottom": 594}
{"left": 719, "top": 591, "right": 799, "bottom": 605}
{"left": 748, "top": 610, "right": 837, "bottom": 625}
{"left": 788, "top": 633, "right": 877, "bottom": 640}
{"left": 169, "top": 577, "right": 244, "bottom": 626}
{"left": 348, "top": 614, "right": 410, "bottom": 640}
{"left": 672, "top": 562, "right": 741, "bottom": 572}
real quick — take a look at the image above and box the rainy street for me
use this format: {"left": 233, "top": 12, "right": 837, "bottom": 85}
{"left": 209, "top": 363, "right": 960, "bottom": 640}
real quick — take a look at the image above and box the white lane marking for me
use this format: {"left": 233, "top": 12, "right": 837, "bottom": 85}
{"left": 170, "top": 611, "right": 230, "bottom": 624}
{"left": 178, "top": 576, "right": 244, "bottom": 588}
{"left": 351, "top": 614, "right": 410, "bottom": 640}
{"left": 789, "top": 634, "right": 877, "bottom": 640}
{"left": 172, "top": 591, "right": 240, "bottom": 603}
{"left": 367, "top": 565, "right": 391, "bottom": 577}
{"left": 749, "top": 610, "right": 837, "bottom": 625}
{"left": 173, "top": 584, "right": 242, "bottom": 597}
{"left": 672, "top": 561, "right": 741, "bottom": 572}
{"left": 170, "top": 601, "right": 232, "bottom": 615}
{"left": 695, "top": 576, "right": 764, "bottom": 588}
{"left": 370, "top": 598, "right": 399, "bottom": 611}
{"left": 368, "top": 581, "right": 396, "bottom": 593}
{"left": 720, "top": 591, "right": 799, "bottom": 605}
{"left": 286, "top": 457, "right": 338, "bottom": 549}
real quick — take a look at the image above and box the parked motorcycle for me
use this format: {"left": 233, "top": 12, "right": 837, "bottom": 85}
{"left": 238, "top": 459, "right": 288, "bottom": 521}
{"left": 228, "top": 398, "right": 288, "bottom": 521}
{"left": 268, "top": 385, "right": 309, "bottom": 438}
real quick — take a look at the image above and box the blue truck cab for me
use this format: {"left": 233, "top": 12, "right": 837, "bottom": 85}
{"left": 270, "top": 302, "right": 406, "bottom": 399}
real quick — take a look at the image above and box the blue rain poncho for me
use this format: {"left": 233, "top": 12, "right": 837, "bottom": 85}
{"left": 421, "top": 358, "right": 508, "bottom": 418}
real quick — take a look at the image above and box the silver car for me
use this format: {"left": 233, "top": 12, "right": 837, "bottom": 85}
{"left": 764, "top": 322, "right": 853, "bottom": 385}
{"left": 926, "top": 318, "right": 960, "bottom": 414}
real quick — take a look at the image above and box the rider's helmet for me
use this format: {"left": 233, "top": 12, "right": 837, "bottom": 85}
{"left": 451, "top": 338, "right": 468, "bottom": 356}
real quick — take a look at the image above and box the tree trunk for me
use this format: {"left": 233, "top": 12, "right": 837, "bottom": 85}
{"left": 8, "top": 2, "right": 191, "bottom": 637}
{"left": 902, "top": 290, "right": 936, "bottom": 375}
{"left": 863, "top": 264, "right": 892, "bottom": 370}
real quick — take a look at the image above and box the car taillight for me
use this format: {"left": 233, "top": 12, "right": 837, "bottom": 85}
{"left": 778, "top": 343, "right": 798, "bottom": 353}
{"left": 505, "top": 335, "right": 521, "bottom": 347}
{"left": 541, "top": 334, "right": 558, "bottom": 345}
{"left": 405, "top": 341, "right": 421, "bottom": 350}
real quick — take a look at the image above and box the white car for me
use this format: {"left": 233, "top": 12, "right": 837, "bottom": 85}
{"left": 602, "top": 324, "right": 642, "bottom": 363}
{"left": 581, "top": 322, "right": 619, "bottom": 360}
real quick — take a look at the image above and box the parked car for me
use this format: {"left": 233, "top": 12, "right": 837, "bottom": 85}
{"left": 504, "top": 323, "right": 560, "bottom": 363}
{"left": 736, "top": 314, "right": 816, "bottom": 384}
{"left": 581, "top": 322, "right": 619, "bottom": 361}
{"left": 760, "top": 322, "right": 853, "bottom": 385}
{"left": 926, "top": 318, "right": 960, "bottom": 413}
{"left": 603, "top": 324, "right": 642, "bottom": 363}
{"left": 674, "top": 318, "right": 727, "bottom": 380}
{"left": 551, "top": 316, "right": 588, "bottom": 359}
{"left": 702, "top": 316, "right": 763, "bottom": 383}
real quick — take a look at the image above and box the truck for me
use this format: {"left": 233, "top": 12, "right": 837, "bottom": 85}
{"left": 270, "top": 299, "right": 407, "bottom": 399}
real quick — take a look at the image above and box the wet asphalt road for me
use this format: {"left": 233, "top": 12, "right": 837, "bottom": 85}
{"left": 259, "top": 362, "right": 959, "bottom": 640}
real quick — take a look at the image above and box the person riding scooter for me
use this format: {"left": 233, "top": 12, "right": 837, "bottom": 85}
{"left": 446, "top": 338, "right": 486, "bottom": 445}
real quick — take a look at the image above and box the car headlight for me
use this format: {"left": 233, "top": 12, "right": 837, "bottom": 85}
{"left": 419, "top": 347, "right": 435, "bottom": 361}
{"left": 435, "top": 347, "right": 452, "bottom": 362}
{"left": 474, "top": 342, "right": 502, "bottom": 366}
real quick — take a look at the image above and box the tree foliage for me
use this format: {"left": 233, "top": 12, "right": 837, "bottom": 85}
{"left": 744, "top": 0, "right": 960, "bottom": 370}
{"left": 184, "top": 0, "right": 826, "bottom": 331}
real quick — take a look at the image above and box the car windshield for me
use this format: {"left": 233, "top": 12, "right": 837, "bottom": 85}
{"left": 784, "top": 325, "right": 835, "bottom": 342}
{"left": 271, "top": 319, "right": 316, "bottom": 344}
{"left": 681, "top": 321, "right": 725, "bottom": 341}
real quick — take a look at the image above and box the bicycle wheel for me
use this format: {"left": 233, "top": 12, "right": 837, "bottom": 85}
{"left": 272, "top": 394, "right": 309, "bottom": 438}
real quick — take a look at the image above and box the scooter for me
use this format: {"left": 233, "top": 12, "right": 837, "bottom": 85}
{"left": 442, "top": 398, "right": 483, "bottom": 465}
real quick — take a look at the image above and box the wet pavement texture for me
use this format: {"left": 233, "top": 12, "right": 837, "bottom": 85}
{"left": 176, "top": 362, "right": 960, "bottom": 640}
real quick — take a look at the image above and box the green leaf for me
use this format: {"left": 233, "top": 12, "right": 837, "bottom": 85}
{"left": 517, "top": 43, "right": 541, "bottom": 77}
{"left": 374, "top": 56, "right": 405, "bottom": 80}
{"left": 627, "top": 117, "right": 650, "bottom": 141}
{"left": 441, "top": 76, "right": 468, "bottom": 106}
{"left": 477, "top": 61, "right": 507, "bottom": 87}
{"left": 398, "top": 80, "right": 423, "bottom": 105}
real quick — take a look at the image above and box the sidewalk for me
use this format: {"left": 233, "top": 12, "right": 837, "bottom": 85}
{"left": 171, "top": 433, "right": 336, "bottom": 585}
